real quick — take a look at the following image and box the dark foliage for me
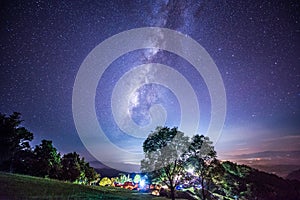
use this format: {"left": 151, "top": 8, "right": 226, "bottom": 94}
{"left": 215, "top": 161, "right": 300, "bottom": 200}
{"left": 247, "top": 168, "right": 300, "bottom": 200}
{"left": 0, "top": 112, "right": 33, "bottom": 172}
{"left": 0, "top": 112, "right": 99, "bottom": 184}
{"left": 61, "top": 152, "right": 82, "bottom": 182}
{"left": 32, "top": 140, "right": 62, "bottom": 179}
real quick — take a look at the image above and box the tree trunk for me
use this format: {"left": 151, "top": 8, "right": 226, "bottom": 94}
{"left": 170, "top": 186, "right": 175, "bottom": 200}
{"left": 9, "top": 151, "right": 15, "bottom": 173}
{"left": 201, "top": 178, "right": 206, "bottom": 200}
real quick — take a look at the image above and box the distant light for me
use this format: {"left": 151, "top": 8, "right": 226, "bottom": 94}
{"left": 176, "top": 184, "right": 183, "bottom": 190}
{"left": 140, "top": 179, "right": 145, "bottom": 188}
{"left": 187, "top": 167, "right": 194, "bottom": 174}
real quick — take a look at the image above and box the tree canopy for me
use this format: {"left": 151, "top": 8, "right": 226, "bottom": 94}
{"left": 60, "top": 152, "right": 99, "bottom": 184}
{"left": 141, "top": 126, "right": 223, "bottom": 200}
{"left": 141, "top": 126, "right": 189, "bottom": 200}
{"left": 33, "top": 140, "right": 61, "bottom": 178}
{"left": 0, "top": 112, "right": 33, "bottom": 172}
{"left": 0, "top": 112, "right": 99, "bottom": 185}
{"left": 185, "top": 135, "right": 217, "bottom": 199}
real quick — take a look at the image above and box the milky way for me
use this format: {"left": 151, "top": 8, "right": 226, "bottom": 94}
{"left": 0, "top": 1, "right": 299, "bottom": 169}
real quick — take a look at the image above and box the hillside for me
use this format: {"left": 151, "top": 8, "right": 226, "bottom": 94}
{"left": 247, "top": 168, "right": 300, "bottom": 199}
{"left": 0, "top": 172, "right": 166, "bottom": 200}
{"left": 286, "top": 169, "right": 300, "bottom": 181}
{"left": 1, "top": 163, "right": 300, "bottom": 200}
{"left": 217, "top": 161, "right": 300, "bottom": 200}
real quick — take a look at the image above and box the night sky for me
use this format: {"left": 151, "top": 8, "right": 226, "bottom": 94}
{"left": 1, "top": 0, "right": 299, "bottom": 172}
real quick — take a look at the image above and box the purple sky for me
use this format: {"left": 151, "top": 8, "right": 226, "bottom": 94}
{"left": 0, "top": 0, "right": 299, "bottom": 172}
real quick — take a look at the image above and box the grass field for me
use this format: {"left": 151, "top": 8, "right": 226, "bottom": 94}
{"left": 0, "top": 172, "right": 168, "bottom": 200}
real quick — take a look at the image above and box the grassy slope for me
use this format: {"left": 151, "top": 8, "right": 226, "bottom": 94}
{"left": 0, "top": 172, "right": 167, "bottom": 200}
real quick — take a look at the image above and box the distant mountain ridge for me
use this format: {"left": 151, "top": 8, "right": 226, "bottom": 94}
{"left": 251, "top": 164, "right": 300, "bottom": 178}
{"left": 88, "top": 160, "right": 107, "bottom": 169}
{"left": 88, "top": 160, "right": 139, "bottom": 177}
{"left": 235, "top": 150, "right": 300, "bottom": 159}
{"left": 224, "top": 150, "right": 300, "bottom": 178}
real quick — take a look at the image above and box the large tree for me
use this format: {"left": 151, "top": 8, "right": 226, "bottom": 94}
{"left": 60, "top": 152, "right": 99, "bottom": 184}
{"left": 32, "top": 140, "right": 62, "bottom": 178}
{"left": 0, "top": 112, "right": 33, "bottom": 172}
{"left": 186, "top": 135, "right": 217, "bottom": 200}
{"left": 61, "top": 152, "right": 82, "bottom": 182}
{"left": 141, "top": 126, "right": 189, "bottom": 200}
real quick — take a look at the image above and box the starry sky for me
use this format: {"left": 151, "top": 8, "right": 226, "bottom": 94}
{"left": 0, "top": 0, "right": 299, "bottom": 172}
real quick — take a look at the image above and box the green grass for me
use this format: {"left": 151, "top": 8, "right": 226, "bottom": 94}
{"left": 0, "top": 172, "right": 168, "bottom": 200}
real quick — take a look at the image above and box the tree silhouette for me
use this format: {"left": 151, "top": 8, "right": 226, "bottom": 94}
{"left": 141, "top": 126, "right": 189, "bottom": 200}
{"left": 0, "top": 111, "right": 99, "bottom": 185}
{"left": 32, "top": 140, "right": 61, "bottom": 179}
{"left": 185, "top": 135, "right": 217, "bottom": 200}
{"left": 61, "top": 152, "right": 82, "bottom": 182}
{"left": 0, "top": 112, "right": 33, "bottom": 172}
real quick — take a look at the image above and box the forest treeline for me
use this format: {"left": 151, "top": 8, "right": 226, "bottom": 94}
{"left": 0, "top": 112, "right": 99, "bottom": 184}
